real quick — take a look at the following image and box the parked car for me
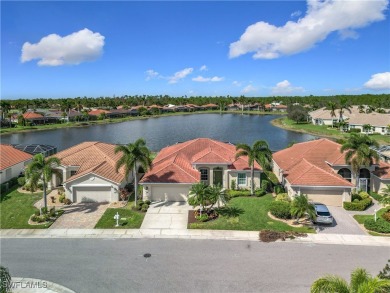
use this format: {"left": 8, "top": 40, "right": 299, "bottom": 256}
{"left": 312, "top": 203, "right": 333, "bottom": 224}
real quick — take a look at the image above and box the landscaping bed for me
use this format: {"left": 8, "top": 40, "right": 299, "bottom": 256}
{"left": 353, "top": 207, "right": 390, "bottom": 236}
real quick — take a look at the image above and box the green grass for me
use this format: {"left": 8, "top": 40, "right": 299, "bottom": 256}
{"left": 0, "top": 186, "right": 50, "bottom": 229}
{"left": 189, "top": 194, "right": 314, "bottom": 233}
{"left": 272, "top": 117, "right": 390, "bottom": 145}
{"left": 353, "top": 207, "right": 390, "bottom": 236}
{"left": 95, "top": 201, "right": 145, "bottom": 229}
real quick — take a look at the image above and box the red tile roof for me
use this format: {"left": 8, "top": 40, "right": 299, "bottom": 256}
{"left": 141, "top": 138, "right": 260, "bottom": 183}
{"left": 88, "top": 109, "right": 111, "bottom": 116}
{"left": 53, "top": 142, "right": 125, "bottom": 184}
{"left": 373, "top": 161, "right": 390, "bottom": 179}
{"left": 273, "top": 139, "right": 354, "bottom": 187}
{"left": 0, "top": 144, "right": 33, "bottom": 170}
{"left": 23, "top": 112, "right": 43, "bottom": 119}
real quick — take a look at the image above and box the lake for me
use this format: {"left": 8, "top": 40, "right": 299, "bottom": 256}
{"left": 1, "top": 114, "right": 316, "bottom": 152}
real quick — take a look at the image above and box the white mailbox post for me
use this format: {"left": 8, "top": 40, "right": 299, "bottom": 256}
{"left": 114, "top": 212, "right": 120, "bottom": 227}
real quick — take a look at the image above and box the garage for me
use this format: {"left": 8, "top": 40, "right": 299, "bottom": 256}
{"left": 73, "top": 186, "right": 112, "bottom": 203}
{"left": 300, "top": 189, "right": 343, "bottom": 207}
{"left": 148, "top": 185, "right": 191, "bottom": 202}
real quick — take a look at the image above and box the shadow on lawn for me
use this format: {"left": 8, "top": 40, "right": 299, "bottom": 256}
{"left": 216, "top": 206, "right": 244, "bottom": 218}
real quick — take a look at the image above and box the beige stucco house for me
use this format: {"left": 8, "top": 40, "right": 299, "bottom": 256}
{"left": 140, "top": 138, "right": 262, "bottom": 202}
{"left": 50, "top": 142, "right": 131, "bottom": 203}
{"left": 0, "top": 144, "right": 33, "bottom": 184}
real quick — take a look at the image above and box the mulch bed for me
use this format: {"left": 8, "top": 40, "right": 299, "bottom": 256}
{"left": 259, "top": 230, "right": 307, "bottom": 243}
{"left": 188, "top": 210, "right": 197, "bottom": 225}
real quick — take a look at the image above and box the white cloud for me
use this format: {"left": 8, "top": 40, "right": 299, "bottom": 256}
{"left": 21, "top": 28, "right": 105, "bottom": 66}
{"left": 241, "top": 84, "right": 257, "bottom": 94}
{"left": 145, "top": 69, "right": 160, "bottom": 81}
{"left": 271, "top": 80, "right": 304, "bottom": 95}
{"left": 200, "top": 65, "right": 208, "bottom": 71}
{"left": 192, "top": 75, "right": 224, "bottom": 82}
{"left": 168, "top": 67, "right": 193, "bottom": 84}
{"left": 338, "top": 29, "right": 359, "bottom": 40}
{"left": 291, "top": 10, "right": 302, "bottom": 18}
{"left": 364, "top": 72, "right": 390, "bottom": 90}
{"left": 232, "top": 81, "right": 242, "bottom": 87}
{"left": 229, "top": 0, "right": 388, "bottom": 59}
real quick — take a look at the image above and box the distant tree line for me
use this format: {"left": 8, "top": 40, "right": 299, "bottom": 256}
{"left": 1, "top": 94, "right": 389, "bottom": 115}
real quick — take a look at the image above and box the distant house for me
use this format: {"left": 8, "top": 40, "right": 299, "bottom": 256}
{"left": 0, "top": 144, "right": 33, "bottom": 184}
{"left": 140, "top": 138, "right": 262, "bottom": 202}
{"left": 203, "top": 103, "right": 218, "bottom": 110}
{"left": 226, "top": 103, "right": 240, "bottom": 111}
{"left": 50, "top": 142, "right": 131, "bottom": 203}
{"left": 23, "top": 112, "right": 46, "bottom": 124}
{"left": 265, "top": 103, "right": 287, "bottom": 112}
{"left": 88, "top": 109, "right": 111, "bottom": 118}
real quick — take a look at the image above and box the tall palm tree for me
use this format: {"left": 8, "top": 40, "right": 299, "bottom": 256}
{"left": 235, "top": 140, "right": 272, "bottom": 196}
{"left": 340, "top": 133, "right": 379, "bottom": 186}
{"left": 115, "top": 139, "right": 152, "bottom": 207}
{"left": 25, "top": 154, "right": 61, "bottom": 211}
{"left": 327, "top": 101, "right": 337, "bottom": 128}
{"left": 338, "top": 97, "right": 352, "bottom": 122}
{"left": 311, "top": 267, "right": 390, "bottom": 293}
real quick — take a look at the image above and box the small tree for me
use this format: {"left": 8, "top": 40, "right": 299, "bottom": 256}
{"left": 207, "top": 184, "right": 227, "bottom": 208}
{"left": 0, "top": 266, "right": 12, "bottom": 293}
{"left": 380, "top": 184, "right": 390, "bottom": 206}
{"left": 290, "top": 194, "right": 315, "bottom": 222}
{"left": 378, "top": 259, "right": 390, "bottom": 280}
{"left": 188, "top": 182, "right": 209, "bottom": 216}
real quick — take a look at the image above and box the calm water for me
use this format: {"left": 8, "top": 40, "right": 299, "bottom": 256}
{"left": 1, "top": 114, "right": 316, "bottom": 152}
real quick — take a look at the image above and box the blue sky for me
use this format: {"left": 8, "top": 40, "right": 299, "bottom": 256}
{"left": 2, "top": 0, "right": 390, "bottom": 99}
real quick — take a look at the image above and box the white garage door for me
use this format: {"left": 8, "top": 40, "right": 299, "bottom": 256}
{"left": 74, "top": 186, "right": 111, "bottom": 203}
{"left": 301, "top": 189, "right": 343, "bottom": 207}
{"left": 151, "top": 185, "right": 190, "bottom": 202}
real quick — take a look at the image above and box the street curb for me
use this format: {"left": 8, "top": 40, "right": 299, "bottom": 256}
{"left": 11, "top": 277, "right": 75, "bottom": 293}
{"left": 1, "top": 229, "right": 389, "bottom": 246}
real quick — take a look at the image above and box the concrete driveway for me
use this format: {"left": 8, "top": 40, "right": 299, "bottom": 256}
{"left": 141, "top": 201, "right": 191, "bottom": 229}
{"left": 49, "top": 202, "right": 109, "bottom": 229}
{"left": 314, "top": 206, "right": 367, "bottom": 235}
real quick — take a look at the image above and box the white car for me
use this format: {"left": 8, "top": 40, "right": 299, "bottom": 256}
{"left": 312, "top": 203, "right": 333, "bottom": 225}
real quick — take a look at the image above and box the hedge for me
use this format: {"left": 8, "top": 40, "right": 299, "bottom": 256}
{"left": 369, "top": 192, "right": 382, "bottom": 201}
{"left": 269, "top": 201, "right": 292, "bottom": 219}
{"left": 227, "top": 190, "right": 251, "bottom": 198}
{"left": 343, "top": 197, "right": 372, "bottom": 211}
{"left": 364, "top": 218, "right": 390, "bottom": 234}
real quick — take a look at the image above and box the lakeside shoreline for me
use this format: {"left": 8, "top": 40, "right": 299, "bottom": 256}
{"left": 0, "top": 110, "right": 283, "bottom": 136}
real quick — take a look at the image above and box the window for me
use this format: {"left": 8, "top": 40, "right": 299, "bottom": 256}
{"left": 237, "top": 173, "right": 246, "bottom": 185}
{"left": 70, "top": 171, "right": 77, "bottom": 176}
{"left": 337, "top": 168, "right": 351, "bottom": 182}
{"left": 200, "top": 168, "right": 208, "bottom": 182}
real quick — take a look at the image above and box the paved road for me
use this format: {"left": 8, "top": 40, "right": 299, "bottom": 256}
{"left": 1, "top": 239, "right": 388, "bottom": 293}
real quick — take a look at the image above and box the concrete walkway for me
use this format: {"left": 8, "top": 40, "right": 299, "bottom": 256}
{"left": 9, "top": 278, "right": 75, "bottom": 293}
{"left": 141, "top": 201, "right": 192, "bottom": 229}
{"left": 1, "top": 228, "right": 389, "bottom": 247}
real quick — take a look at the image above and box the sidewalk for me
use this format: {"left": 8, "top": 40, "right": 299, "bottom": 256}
{"left": 1, "top": 228, "right": 389, "bottom": 246}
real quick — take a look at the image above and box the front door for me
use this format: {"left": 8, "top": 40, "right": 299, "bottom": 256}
{"left": 359, "top": 178, "right": 368, "bottom": 192}
{"left": 213, "top": 168, "right": 223, "bottom": 186}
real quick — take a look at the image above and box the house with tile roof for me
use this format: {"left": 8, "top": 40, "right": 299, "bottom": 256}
{"left": 0, "top": 144, "right": 33, "bottom": 184}
{"left": 273, "top": 139, "right": 360, "bottom": 206}
{"left": 372, "top": 161, "right": 390, "bottom": 194}
{"left": 50, "top": 142, "right": 130, "bottom": 203}
{"left": 140, "top": 138, "right": 262, "bottom": 202}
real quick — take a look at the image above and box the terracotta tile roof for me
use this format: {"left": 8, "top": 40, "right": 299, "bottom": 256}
{"left": 23, "top": 112, "right": 44, "bottom": 119}
{"left": 140, "top": 138, "right": 260, "bottom": 183}
{"left": 0, "top": 144, "right": 33, "bottom": 170}
{"left": 273, "top": 139, "right": 354, "bottom": 187}
{"left": 53, "top": 142, "right": 125, "bottom": 184}
{"left": 203, "top": 103, "right": 218, "bottom": 108}
{"left": 373, "top": 161, "right": 390, "bottom": 179}
{"left": 88, "top": 109, "right": 111, "bottom": 116}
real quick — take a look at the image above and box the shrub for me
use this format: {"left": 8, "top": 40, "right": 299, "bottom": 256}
{"left": 17, "top": 177, "right": 26, "bottom": 186}
{"left": 343, "top": 198, "right": 372, "bottom": 211}
{"left": 58, "top": 187, "right": 65, "bottom": 195}
{"left": 351, "top": 193, "right": 362, "bottom": 201}
{"left": 369, "top": 192, "right": 382, "bottom": 201}
{"left": 381, "top": 211, "right": 390, "bottom": 222}
{"left": 49, "top": 207, "right": 56, "bottom": 217}
{"left": 255, "top": 188, "right": 266, "bottom": 197}
{"left": 275, "top": 193, "right": 290, "bottom": 202}
{"left": 141, "top": 204, "right": 149, "bottom": 212}
{"left": 34, "top": 210, "right": 40, "bottom": 216}
{"left": 274, "top": 185, "right": 285, "bottom": 195}
{"left": 349, "top": 128, "right": 361, "bottom": 133}
{"left": 144, "top": 200, "right": 151, "bottom": 205}
{"left": 230, "top": 179, "right": 236, "bottom": 190}
{"left": 63, "top": 198, "right": 72, "bottom": 205}
{"left": 37, "top": 183, "right": 43, "bottom": 190}
{"left": 9, "top": 177, "right": 18, "bottom": 187}
{"left": 41, "top": 207, "right": 48, "bottom": 214}
{"left": 269, "top": 201, "right": 292, "bottom": 219}
{"left": 59, "top": 194, "right": 65, "bottom": 203}
{"left": 227, "top": 189, "right": 250, "bottom": 198}
{"left": 195, "top": 213, "right": 209, "bottom": 222}
{"left": 358, "top": 191, "right": 370, "bottom": 199}
{"left": 364, "top": 218, "right": 390, "bottom": 233}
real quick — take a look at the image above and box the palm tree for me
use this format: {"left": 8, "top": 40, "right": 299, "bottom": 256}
{"left": 327, "top": 101, "right": 337, "bottom": 128}
{"left": 235, "top": 140, "right": 272, "bottom": 196}
{"left": 290, "top": 194, "right": 315, "bottom": 222}
{"left": 311, "top": 267, "right": 390, "bottom": 293}
{"left": 340, "top": 133, "right": 379, "bottom": 187}
{"left": 25, "top": 154, "right": 61, "bottom": 211}
{"left": 379, "top": 184, "right": 390, "bottom": 206}
{"left": 338, "top": 97, "right": 352, "bottom": 122}
{"left": 115, "top": 139, "right": 152, "bottom": 207}
{"left": 207, "top": 184, "right": 227, "bottom": 208}
{"left": 188, "top": 182, "right": 209, "bottom": 215}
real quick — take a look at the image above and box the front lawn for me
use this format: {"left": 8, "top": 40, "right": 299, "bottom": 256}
{"left": 353, "top": 207, "right": 390, "bottom": 236}
{"left": 188, "top": 194, "right": 314, "bottom": 233}
{"left": 95, "top": 202, "right": 145, "bottom": 229}
{"left": 0, "top": 187, "right": 50, "bottom": 229}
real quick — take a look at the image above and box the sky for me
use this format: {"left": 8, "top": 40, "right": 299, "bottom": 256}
{"left": 2, "top": 0, "right": 390, "bottom": 99}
